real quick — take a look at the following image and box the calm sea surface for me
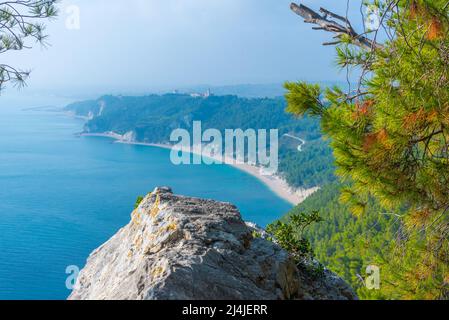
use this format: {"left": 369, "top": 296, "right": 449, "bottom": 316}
{"left": 0, "top": 95, "right": 292, "bottom": 299}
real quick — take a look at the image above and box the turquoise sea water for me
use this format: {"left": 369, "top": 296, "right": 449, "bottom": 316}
{"left": 0, "top": 96, "right": 292, "bottom": 300}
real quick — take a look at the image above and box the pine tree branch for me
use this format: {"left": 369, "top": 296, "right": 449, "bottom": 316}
{"left": 0, "top": 0, "right": 57, "bottom": 91}
{"left": 290, "top": 2, "right": 383, "bottom": 50}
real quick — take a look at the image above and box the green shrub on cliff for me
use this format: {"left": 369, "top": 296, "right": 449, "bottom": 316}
{"left": 134, "top": 196, "right": 144, "bottom": 209}
{"left": 267, "top": 211, "right": 323, "bottom": 264}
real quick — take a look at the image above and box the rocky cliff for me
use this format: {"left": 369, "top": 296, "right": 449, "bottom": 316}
{"left": 69, "top": 187, "right": 356, "bottom": 300}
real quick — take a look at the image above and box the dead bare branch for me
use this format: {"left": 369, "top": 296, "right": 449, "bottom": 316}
{"left": 290, "top": 2, "right": 383, "bottom": 50}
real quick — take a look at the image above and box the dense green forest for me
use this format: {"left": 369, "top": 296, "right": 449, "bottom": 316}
{"left": 66, "top": 94, "right": 335, "bottom": 188}
{"left": 287, "top": 183, "right": 402, "bottom": 299}
{"left": 287, "top": 182, "right": 448, "bottom": 300}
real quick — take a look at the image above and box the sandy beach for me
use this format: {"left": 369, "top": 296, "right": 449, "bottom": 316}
{"left": 79, "top": 132, "right": 319, "bottom": 206}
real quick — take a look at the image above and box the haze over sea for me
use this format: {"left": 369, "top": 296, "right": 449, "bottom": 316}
{"left": 0, "top": 94, "right": 292, "bottom": 300}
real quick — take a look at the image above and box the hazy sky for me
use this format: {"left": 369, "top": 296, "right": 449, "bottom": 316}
{"left": 2, "top": 0, "right": 365, "bottom": 94}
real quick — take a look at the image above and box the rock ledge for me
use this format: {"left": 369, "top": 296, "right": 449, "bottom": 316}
{"left": 69, "top": 187, "right": 357, "bottom": 300}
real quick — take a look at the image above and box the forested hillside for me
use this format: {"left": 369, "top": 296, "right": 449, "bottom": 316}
{"left": 287, "top": 183, "right": 403, "bottom": 299}
{"left": 66, "top": 94, "right": 335, "bottom": 188}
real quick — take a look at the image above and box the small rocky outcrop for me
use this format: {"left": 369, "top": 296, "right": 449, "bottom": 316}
{"left": 68, "top": 187, "right": 357, "bottom": 300}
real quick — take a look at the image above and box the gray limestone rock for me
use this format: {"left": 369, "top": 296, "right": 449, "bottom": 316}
{"left": 68, "top": 187, "right": 357, "bottom": 300}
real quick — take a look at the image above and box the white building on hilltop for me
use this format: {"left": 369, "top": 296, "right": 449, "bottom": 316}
{"left": 190, "top": 89, "right": 212, "bottom": 98}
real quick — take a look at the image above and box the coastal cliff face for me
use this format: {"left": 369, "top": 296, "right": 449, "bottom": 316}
{"left": 69, "top": 187, "right": 356, "bottom": 300}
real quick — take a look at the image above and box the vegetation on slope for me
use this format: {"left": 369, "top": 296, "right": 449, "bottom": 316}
{"left": 287, "top": 184, "right": 400, "bottom": 299}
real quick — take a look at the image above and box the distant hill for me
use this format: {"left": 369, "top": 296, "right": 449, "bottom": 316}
{"left": 66, "top": 93, "right": 336, "bottom": 188}
{"left": 177, "top": 81, "right": 349, "bottom": 98}
{"left": 179, "top": 84, "right": 287, "bottom": 98}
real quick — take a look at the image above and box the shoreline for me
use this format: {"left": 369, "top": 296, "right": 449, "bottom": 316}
{"left": 79, "top": 132, "right": 319, "bottom": 206}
